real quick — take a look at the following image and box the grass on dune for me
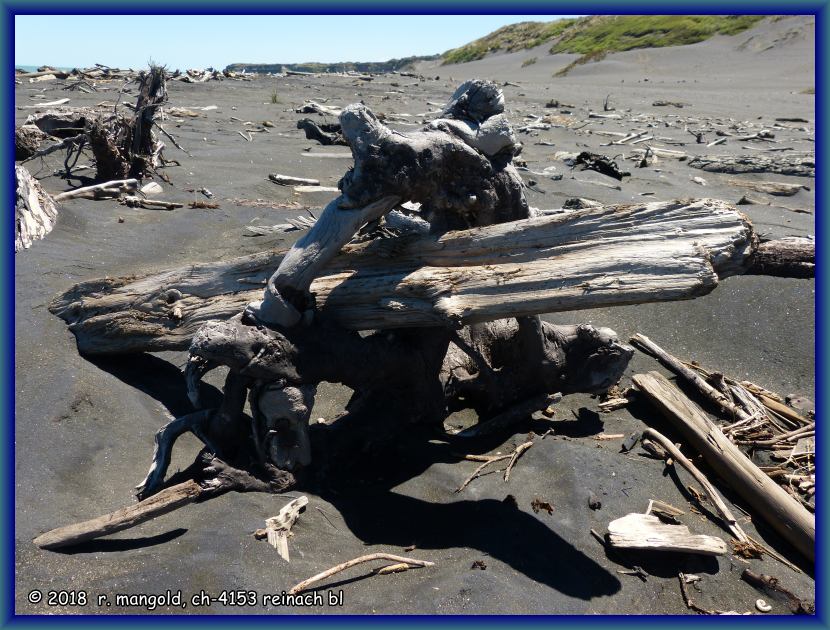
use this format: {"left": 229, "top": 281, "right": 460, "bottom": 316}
{"left": 442, "top": 15, "right": 767, "bottom": 65}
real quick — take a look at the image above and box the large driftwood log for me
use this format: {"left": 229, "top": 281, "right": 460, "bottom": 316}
{"left": 688, "top": 153, "right": 815, "bottom": 177}
{"left": 632, "top": 371, "right": 814, "bottom": 562}
{"left": 52, "top": 198, "right": 766, "bottom": 355}
{"left": 16, "top": 165, "right": 59, "bottom": 252}
{"left": 746, "top": 237, "right": 814, "bottom": 278}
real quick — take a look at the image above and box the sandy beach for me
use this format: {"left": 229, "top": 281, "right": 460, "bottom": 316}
{"left": 14, "top": 15, "right": 814, "bottom": 615}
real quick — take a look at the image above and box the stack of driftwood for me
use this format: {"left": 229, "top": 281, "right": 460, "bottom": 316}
{"left": 29, "top": 82, "right": 815, "bottom": 603}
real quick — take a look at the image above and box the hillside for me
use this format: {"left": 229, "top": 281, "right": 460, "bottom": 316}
{"left": 442, "top": 15, "right": 767, "bottom": 64}
{"left": 225, "top": 54, "right": 439, "bottom": 75}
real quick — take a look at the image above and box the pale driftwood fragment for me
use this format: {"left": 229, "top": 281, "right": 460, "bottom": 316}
{"left": 727, "top": 179, "right": 808, "bottom": 197}
{"left": 633, "top": 371, "right": 815, "bottom": 562}
{"left": 269, "top": 173, "right": 321, "bottom": 186}
{"left": 607, "top": 513, "right": 727, "bottom": 556}
{"left": 288, "top": 553, "right": 434, "bottom": 594}
{"left": 121, "top": 196, "right": 183, "bottom": 210}
{"left": 293, "top": 185, "right": 339, "bottom": 193}
{"left": 33, "top": 480, "right": 203, "bottom": 550}
{"left": 18, "top": 98, "right": 71, "bottom": 109}
{"left": 16, "top": 164, "right": 59, "bottom": 252}
{"left": 53, "top": 178, "right": 138, "bottom": 201}
{"left": 264, "top": 495, "right": 308, "bottom": 561}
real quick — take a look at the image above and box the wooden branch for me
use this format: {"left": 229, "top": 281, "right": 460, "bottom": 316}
{"left": 33, "top": 480, "right": 204, "bottom": 550}
{"left": 640, "top": 427, "right": 749, "bottom": 543}
{"left": 288, "top": 553, "right": 434, "bottom": 594}
{"left": 632, "top": 371, "right": 815, "bottom": 562}
{"left": 607, "top": 513, "right": 727, "bottom": 556}
{"left": 53, "top": 198, "right": 762, "bottom": 354}
{"left": 53, "top": 178, "right": 138, "bottom": 201}
{"left": 631, "top": 333, "right": 752, "bottom": 423}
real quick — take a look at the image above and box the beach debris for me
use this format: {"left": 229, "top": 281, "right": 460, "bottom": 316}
{"left": 53, "top": 178, "right": 138, "bottom": 201}
{"left": 296, "top": 101, "right": 343, "bottom": 117}
{"left": 573, "top": 151, "right": 630, "bottom": 180}
{"left": 726, "top": 179, "right": 809, "bottom": 196}
{"left": 140, "top": 181, "right": 164, "bottom": 197}
{"left": 15, "top": 164, "right": 59, "bottom": 253}
{"left": 755, "top": 599, "right": 772, "bottom": 613}
{"left": 121, "top": 196, "right": 183, "bottom": 211}
{"left": 632, "top": 369, "right": 814, "bottom": 562}
{"left": 531, "top": 497, "right": 554, "bottom": 515}
{"left": 297, "top": 118, "right": 348, "bottom": 145}
{"left": 455, "top": 439, "right": 535, "bottom": 492}
{"left": 617, "top": 566, "right": 648, "bottom": 581}
{"left": 646, "top": 499, "right": 684, "bottom": 525}
{"left": 294, "top": 185, "right": 340, "bottom": 193}
{"left": 607, "top": 513, "right": 727, "bottom": 555}
{"left": 288, "top": 553, "right": 434, "bottom": 595}
{"left": 32, "top": 451, "right": 292, "bottom": 551}
{"left": 741, "top": 569, "right": 815, "bottom": 615}
{"left": 471, "top": 560, "right": 487, "bottom": 570}
{"left": 17, "top": 97, "right": 71, "bottom": 109}
{"left": 588, "top": 494, "right": 602, "bottom": 510}
{"left": 189, "top": 201, "right": 220, "bottom": 209}
{"left": 652, "top": 100, "right": 687, "bottom": 108}
{"left": 14, "top": 124, "right": 53, "bottom": 160}
{"left": 593, "top": 433, "right": 625, "bottom": 441}
{"left": 688, "top": 153, "right": 814, "bottom": 177}
{"left": 269, "top": 173, "right": 321, "bottom": 187}
{"left": 259, "top": 495, "right": 308, "bottom": 561}
{"left": 691, "top": 176, "right": 708, "bottom": 186}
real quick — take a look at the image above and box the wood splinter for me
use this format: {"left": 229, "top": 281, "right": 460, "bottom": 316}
{"left": 288, "top": 553, "right": 434, "bottom": 595}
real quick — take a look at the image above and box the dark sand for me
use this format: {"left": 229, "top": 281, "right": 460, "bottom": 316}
{"left": 15, "top": 15, "right": 814, "bottom": 615}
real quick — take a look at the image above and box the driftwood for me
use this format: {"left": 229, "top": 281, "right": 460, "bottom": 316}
{"left": 745, "top": 237, "right": 815, "bottom": 279}
{"left": 296, "top": 118, "right": 347, "bottom": 145}
{"left": 727, "top": 179, "right": 809, "bottom": 197}
{"left": 15, "top": 124, "right": 52, "bottom": 160}
{"left": 53, "top": 179, "right": 138, "bottom": 201}
{"left": 641, "top": 428, "right": 750, "bottom": 543}
{"left": 263, "top": 495, "right": 308, "bottom": 561}
{"left": 15, "top": 165, "right": 59, "bottom": 252}
{"left": 606, "top": 513, "right": 727, "bottom": 556}
{"left": 632, "top": 371, "right": 814, "bottom": 562}
{"left": 288, "top": 553, "right": 434, "bottom": 594}
{"left": 52, "top": 198, "right": 772, "bottom": 355}
{"left": 269, "top": 173, "right": 320, "bottom": 186}
{"left": 688, "top": 153, "right": 815, "bottom": 177}
{"left": 33, "top": 480, "right": 204, "bottom": 550}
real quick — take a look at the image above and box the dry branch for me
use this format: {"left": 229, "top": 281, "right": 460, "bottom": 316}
{"left": 288, "top": 553, "right": 434, "bottom": 594}
{"left": 16, "top": 164, "right": 59, "bottom": 252}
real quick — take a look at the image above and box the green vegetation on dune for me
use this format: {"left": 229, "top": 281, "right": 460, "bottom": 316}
{"left": 549, "top": 15, "right": 766, "bottom": 55}
{"left": 442, "top": 19, "right": 577, "bottom": 64}
{"left": 442, "top": 15, "right": 767, "bottom": 65}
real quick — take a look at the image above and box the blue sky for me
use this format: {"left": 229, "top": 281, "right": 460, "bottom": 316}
{"left": 15, "top": 14, "right": 578, "bottom": 69}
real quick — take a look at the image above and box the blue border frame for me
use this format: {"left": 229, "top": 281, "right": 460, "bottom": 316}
{"left": 2, "top": 1, "right": 826, "bottom": 627}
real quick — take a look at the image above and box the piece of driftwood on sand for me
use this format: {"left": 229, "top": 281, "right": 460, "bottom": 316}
{"left": 632, "top": 371, "right": 815, "bottom": 562}
{"left": 15, "top": 164, "right": 59, "bottom": 252}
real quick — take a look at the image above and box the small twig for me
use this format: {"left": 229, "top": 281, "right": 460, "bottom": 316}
{"left": 504, "top": 440, "right": 534, "bottom": 481}
{"left": 288, "top": 553, "right": 434, "bottom": 594}
{"left": 455, "top": 455, "right": 510, "bottom": 493}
